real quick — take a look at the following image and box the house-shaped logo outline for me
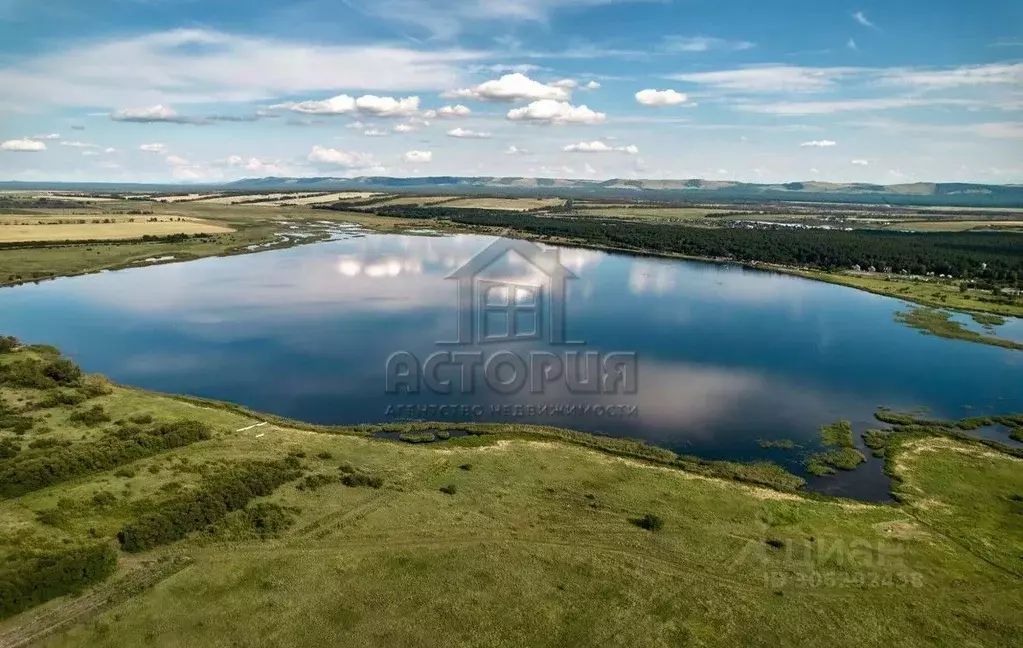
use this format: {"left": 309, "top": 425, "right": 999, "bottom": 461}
{"left": 444, "top": 238, "right": 579, "bottom": 345}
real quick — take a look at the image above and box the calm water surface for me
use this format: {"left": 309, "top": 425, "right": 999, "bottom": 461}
{"left": 1, "top": 232, "right": 1020, "bottom": 500}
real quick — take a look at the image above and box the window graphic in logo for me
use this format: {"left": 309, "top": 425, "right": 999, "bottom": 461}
{"left": 444, "top": 238, "right": 579, "bottom": 345}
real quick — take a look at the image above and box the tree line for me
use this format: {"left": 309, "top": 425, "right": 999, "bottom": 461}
{"left": 342, "top": 206, "right": 1023, "bottom": 283}
{"left": 0, "top": 543, "right": 117, "bottom": 619}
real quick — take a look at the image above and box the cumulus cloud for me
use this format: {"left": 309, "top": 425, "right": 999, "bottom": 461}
{"left": 224, "top": 155, "right": 290, "bottom": 175}
{"left": 272, "top": 94, "right": 420, "bottom": 117}
{"left": 583, "top": 80, "right": 601, "bottom": 90}
{"left": 59, "top": 141, "right": 99, "bottom": 148}
{"left": 139, "top": 143, "right": 167, "bottom": 153}
{"left": 1, "top": 138, "right": 46, "bottom": 152}
{"left": 551, "top": 79, "right": 578, "bottom": 89}
{"left": 404, "top": 150, "right": 433, "bottom": 163}
{"left": 800, "top": 140, "right": 837, "bottom": 147}
{"left": 446, "top": 73, "right": 571, "bottom": 102}
{"left": 424, "top": 104, "right": 471, "bottom": 118}
{"left": 110, "top": 104, "right": 195, "bottom": 123}
{"left": 165, "top": 155, "right": 189, "bottom": 166}
{"left": 446, "top": 127, "right": 491, "bottom": 139}
{"left": 32, "top": 133, "right": 61, "bottom": 140}
{"left": 104, "top": 148, "right": 117, "bottom": 153}
{"left": 506, "top": 145, "right": 527, "bottom": 155}
{"left": 393, "top": 123, "right": 417, "bottom": 133}
{"left": 635, "top": 88, "right": 689, "bottom": 106}
{"left": 363, "top": 129, "right": 390, "bottom": 137}
{"left": 506, "top": 100, "right": 606, "bottom": 124}
{"left": 308, "top": 146, "right": 379, "bottom": 169}
{"left": 563, "top": 141, "right": 639, "bottom": 154}
{"left": 851, "top": 159, "right": 870, "bottom": 165}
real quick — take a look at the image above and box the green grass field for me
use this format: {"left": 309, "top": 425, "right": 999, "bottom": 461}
{"left": 0, "top": 344, "right": 1021, "bottom": 647}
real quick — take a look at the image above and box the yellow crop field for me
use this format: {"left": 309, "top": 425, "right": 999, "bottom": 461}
{"left": 0, "top": 220, "right": 234, "bottom": 242}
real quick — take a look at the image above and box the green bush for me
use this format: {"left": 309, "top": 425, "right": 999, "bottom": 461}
{"left": 42, "top": 359, "right": 83, "bottom": 386}
{"left": 37, "top": 388, "right": 88, "bottom": 408}
{"left": 0, "top": 335, "right": 18, "bottom": 353}
{"left": 0, "top": 543, "right": 117, "bottom": 620}
{"left": 68, "top": 404, "right": 111, "bottom": 426}
{"left": 0, "top": 438, "right": 19, "bottom": 459}
{"left": 0, "top": 419, "right": 211, "bottom": 498}
{"left": 315, "top": 451, "right": 333, "bottom": 460}
{"left": 129, "top": 413, "right": 154, "bottom": 424}
{"left": 117, "top": 460, "right": 300, "bottom": 552}
{"left": 632, "top": 513, "right": 664, "bottom": 532}
{"left": 296, "top": 474, "right": 338, "bottom": 491}
{"left": 459, "top": 463, "right": 472, "bottom": 471}
{"left": 342, "top": 473, "right": 384, "bottom": 489}
{"left": 439, "top": 484, "right": 457, "bottom": 495}
{"left": 80, "top": 375, "right": 114, "bottom": 398}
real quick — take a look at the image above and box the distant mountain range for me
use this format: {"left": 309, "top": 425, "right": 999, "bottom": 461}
{"left": 4, "top": 177, "right": 1023, "bottom": 207}
{"left": 223, "top": 176, "right": 1023, "bottom": 207}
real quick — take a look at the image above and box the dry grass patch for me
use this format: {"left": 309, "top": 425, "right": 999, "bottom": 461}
{"left": 0, "top": 221, "right": 234, "bottom": 242}
{"left": 443, "top": 198, "right": 564, "bottom": 211}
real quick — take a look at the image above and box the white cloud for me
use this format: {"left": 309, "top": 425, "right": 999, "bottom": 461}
{"left": 446, "top": 73, "right": 571, "bottom": 102}
{"left": 738, "top": 97, "right": 979, "bottom": 115}
{"left": 506, "top": 145, "right": 527, "bottom": 155}
{"left": 507, "top": 100, "right": 606, "bottom": 124}
{"left": 669, "top": 65, "right": 858, "bottom": 93}
{"left": 0, "top": 29, "right": 478, "bottom": 109}
{"left": 32, "top": 133, "right": 61, "bottom": 140}
{"left": 583, "top": 80, "right": 601, "bottom": 90}
{"left": 446, "top": 127, "right": 491, "bottom": 139}
{"left": 355, "top": 95, "right": 421, "bottom": 117}
{"left": 308, "top": 145, "right": 380, "bottom": 169}
{"left": 847, "top": 38, "right": 857, "bottom": 50}
{"left": 563, "top": 141, "right": 639, "bottom": 154}
{"left": 165, "top": 155, "right": 190, "bottom": 166}
{"left": 104, "top": 148, "right": 117, "bottom": 154}
{"left": 876, "top": 63, "right": 1023, "bottom": 89}
{"left": 662, "top": 36, "right": 755, "bottom": 52}
{"left": 800, "top": 140, "right": 837, "bottom": 147}
{"left": 272, "top": 95, "right": 356, "bottom": 115}
{"left": 853, "top": 11, "right": 875, "bottom": 28}
{"left": 551, "top": 79, "right": 578, "bottom": 89}
{"left": 1, "top": 138, "right": 46, "bottom": 152}
{"left": 346, "top": 121, "right": 368, "bottom": 129}
{"left": 393, "top": 123, "right": 417, "bottom": 133}
{"left": 110, "top": 104, "right": 194, "bottom": 123}
{"left": 139, "top": 143, "right": 166, "bottom": 153}
{"left": 424, "top": 104, "right": 472, "bottom": 118}
{"left": 363, "top": 129, "right": 390, "bottom": 137}
{"left": 272, "top": 94, "right": 420, "bottom": 117}
{"left": 851, "top": 159, "right": 870, "bottom": 166}
{"left": 59, "top": 141, "right": 99, "bottom": 148}
{"left": 635, "top": 88, "right": 689, "bottom": 106}
{"left": 81, "top": 151, "right": 100, "bottom": 157}
{"left": 340, "top": 0, "right": 663, "bottom": 39}
{"left": 404, "top": 150, "right": 433, "bottom": 163}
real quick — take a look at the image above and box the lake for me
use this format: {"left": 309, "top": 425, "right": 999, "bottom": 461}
{"left": 1, "top": 231, "right": 1021, "bottom": 500}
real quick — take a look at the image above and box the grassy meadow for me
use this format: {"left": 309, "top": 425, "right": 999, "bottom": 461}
{"left": 0, "top": 343, "right": 1020, "bottom": 647}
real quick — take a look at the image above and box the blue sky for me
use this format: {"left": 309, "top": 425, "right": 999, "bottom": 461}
{"left": 0, "top": 0, "right": 1020, "bottom": 183}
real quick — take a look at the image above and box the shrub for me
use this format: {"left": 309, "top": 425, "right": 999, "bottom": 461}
{"left": 117, "top": 460, "right": 301, "bottom": 552}
{"left": 0, "top": 418, "right": 211, "bottom": 498}
{"left": 0, "top": 438, "right": 19, "bottom": 459}
{"left": 92, "top": 490, "right": 118, "bottom": 508}
{"left": 338, "top": 463, "right": 356, "bottom": 474}
{"left": 80, "top": 375, "right": 114, "bottom": 398}
{"left": 36, "top": 389, "right": 87, "bottom": 408}
{"left": 341, "top": 473, "right": 384, "bottom": 489}
{"left": 459, "top": 463, "right": 472, "bottom": 471}
{"left": 0, "top": 543, "right": 117, "bottom": 620}
{"left": 765, "top": 538, "right": 786, "bottom": 549}
{"left": 129, "top": 413, "right": 154, "bottom": 424}
{"left": 0, "top": 335, "right": 18, "bottom": 353}
{"left": 241, "top": 503, "right": 295, "bottom": 537}
{"left": 42, "top": 359, "right": 83, "bottom": 386}
{"left": 631, "top": 513, "right": 664, "bottom": 532}
{"left": 315, "top": 451, "right": 333, "bottom": 460}
{"left": 68, "top": 404, "right": 111, "bottom": 426}
{"left": 296, "top": 474, "right": 338, "bottom": 491}
{"left": 439, "top": 484, "right": 458, "bottom": 495}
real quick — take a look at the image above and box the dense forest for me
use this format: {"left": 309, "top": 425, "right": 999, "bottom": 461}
{"left": 322, "top": 204, "right": 1023, "bottom": 284}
